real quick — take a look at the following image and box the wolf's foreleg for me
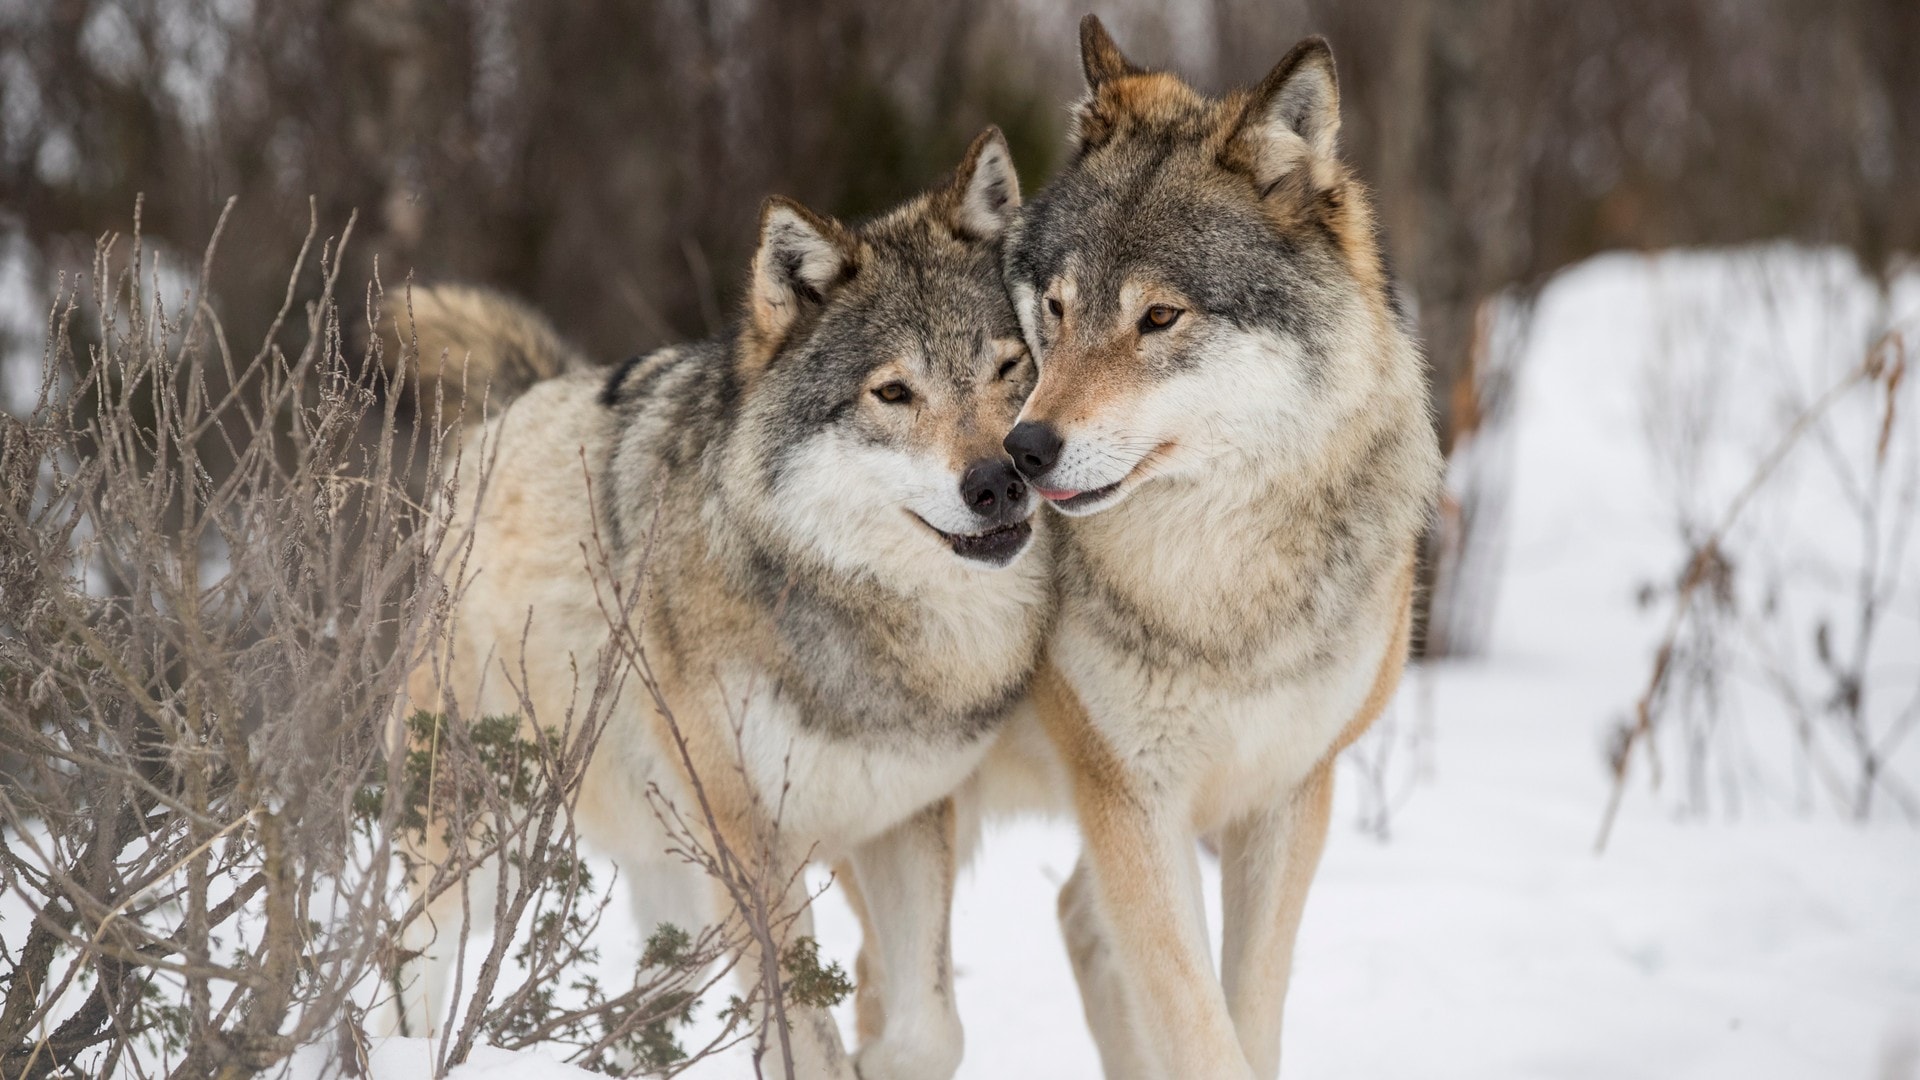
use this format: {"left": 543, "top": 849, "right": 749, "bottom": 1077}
{"left": 1080, "top": 799, "right": 1250, "bottom": 1078}
{"left": 1218, "top": 761, "right": 1335, "bottom": 1079}
{"left": 688, "top": 792, "right": 857, "bottom": 1078}
{"left": 845, "top": 797, "right": 964, "bottom": 1080}
{"left": 1035, "top": 664, "right": 1250, "bottom": 1079}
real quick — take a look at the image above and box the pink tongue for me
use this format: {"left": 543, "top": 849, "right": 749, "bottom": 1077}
{"left": 1036, "top": 486, "right": 1081, "bottom": 502}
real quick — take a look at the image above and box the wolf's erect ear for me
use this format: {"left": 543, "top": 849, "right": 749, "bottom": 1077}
{"left": 949, "top": 127, "right": 1021, "bottom": 241}
{"left": 1073, "top": 16, "right": 1145, "bottom": 156}
{"left": 1079, "top": 15, "right": 1138, "bottom": 90}
{"left": 745, "top": 196, "right": 858, "bottom": 359}
{"left": 1233, "top": 37, "right": 1342, "bottom": 195}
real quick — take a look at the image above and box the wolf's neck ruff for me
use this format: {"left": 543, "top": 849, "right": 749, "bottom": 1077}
{"left": 1057, "top": 397, "right": 1429, "bottom": 685}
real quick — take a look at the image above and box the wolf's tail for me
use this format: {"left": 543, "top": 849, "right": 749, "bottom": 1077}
{"left": 378, "top": 285, "right": 583, "bottom": 421}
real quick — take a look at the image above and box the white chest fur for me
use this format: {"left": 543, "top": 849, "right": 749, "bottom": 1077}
{"left": 1054, "top": 607, "right": 1386, "bottom": 831}
{"left": 1054, "top": 473, "right": 1402, "bottom": 832}
{"left": 720, "top": 664, "right": 996, "bottom": 855}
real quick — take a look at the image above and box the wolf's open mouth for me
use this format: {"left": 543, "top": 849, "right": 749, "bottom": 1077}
{"left": 909, "top": 514, "right": 1033, "bottom": 566}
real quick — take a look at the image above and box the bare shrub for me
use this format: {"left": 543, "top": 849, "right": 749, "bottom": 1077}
{"left": 1342, "top": 675, "right": 1435, "bottom": 843}
{"left": 0, "top": 205, "right": 839, "bottom": 1077}
{"left": 1423, "top": 292, "right": 1536, "bottom": 660}
{"left": 0, "top": 198, "right": 429, "bottom": 1077}
{"left": 1598, "top": 256, "right": 1919, "bottom": 849}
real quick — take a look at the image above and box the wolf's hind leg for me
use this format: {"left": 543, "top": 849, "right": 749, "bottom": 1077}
{"left": 845, "top": 798, "right": 965, "bottom": 1080}
{"left": 390, "top": 847, "right": 505, "bottom": 1039}
{"left": 707, "top": 870, "right": 855, "bottom": 1080}
{"left": 1058, "top": 858, "right": 1154, "bottom": 1080}
{"left": 836, "top": 859, "right": 889, "bottom": 1046}
{"left": 1219, "top": 761, "right": 1335, "bottom": 1080}
{"left": 619, "top": 853, "right": 711, "bottom": 958}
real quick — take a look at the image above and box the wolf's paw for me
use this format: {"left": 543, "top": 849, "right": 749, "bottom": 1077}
{"left": 853, "top": 1019, "right": 963, "bottom": 1080}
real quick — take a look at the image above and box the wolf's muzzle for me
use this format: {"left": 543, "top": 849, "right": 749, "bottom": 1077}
{"left": 908, "top": 457, "right": 1035, "bottom": 567}
{"left": 910, "top": 511, "right": 1032, "bottom": 567}
{"left": 1005, "top": 421, "right": 1111, "bottom": 508}
{"left": 936, "top": 457, "right": 1032, "bottom": 566}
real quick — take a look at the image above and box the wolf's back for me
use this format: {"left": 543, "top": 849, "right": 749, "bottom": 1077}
{"left": 379, "top": 285, "right": 584, "bottom": 418}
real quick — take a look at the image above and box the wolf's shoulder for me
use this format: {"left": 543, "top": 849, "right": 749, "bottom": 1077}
{"left": 599, "top": 340, "right": 729, "bottom": 410}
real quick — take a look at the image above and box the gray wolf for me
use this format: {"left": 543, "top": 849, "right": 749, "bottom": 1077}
{"left": 990, "top": 19, "right": 1443, "bottom": 1078}
{"left": 390, "top": 128, "right": 1050, "bottom": 1080}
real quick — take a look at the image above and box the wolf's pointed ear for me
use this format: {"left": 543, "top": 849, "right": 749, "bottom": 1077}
{"left": 745, "top": 196, "right": 858, "bottom": 360}
{"left": 949, "top": 127, "right": 1021, "bottom": 241}
{"left": 1072, "top": 16, "right": 1140, "bottom": 156}
{"left": 1080, "top": 15, "right": 1138, "bottom": 90}
{"left": 1232, "top": 37, "right": 1342, "bottom": 195}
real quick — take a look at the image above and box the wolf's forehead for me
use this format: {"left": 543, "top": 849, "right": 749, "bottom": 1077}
{"left": 866, "top": 232, "right": 1005, "bottom": 305}
{"left": 1018, "top": 163, "right": 1348, "bottom": 342}
{"left": 801, "top": 263, "right": 1006, "bottom": 380}
{"left": 857, "top": 245, "right": 1013, "bottom": 336}
{"left": 1014, "top": 151, "right": 1178, "bottom": 267}
{"left": 1022, "top": 164, "right": 1264, "bottom": 283}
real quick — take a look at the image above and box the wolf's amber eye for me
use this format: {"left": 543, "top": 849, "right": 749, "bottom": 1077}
{"left": 1140, "top": 304, "right": 1183, "bottom": 332}
{"left": 1046, "top": 297, "right": 1064, "bottom": 318}
{"left": 873, "top": 381, "right": 913, "bottom": 405}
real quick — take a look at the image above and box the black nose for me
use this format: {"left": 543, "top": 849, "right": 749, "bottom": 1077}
{"left": 960, "top": 459, "right": 1028, "bottom": 516}
{"left": 1003, "top": 422, "right": 1063, "bottom": 478}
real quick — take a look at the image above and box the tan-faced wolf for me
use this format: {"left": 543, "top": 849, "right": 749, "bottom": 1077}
{"left": 988, "top": 18, "right": 1443, "bottom": 1078}
{"left": 390, "top": 128, "right": 1051, "bottom": 1080}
